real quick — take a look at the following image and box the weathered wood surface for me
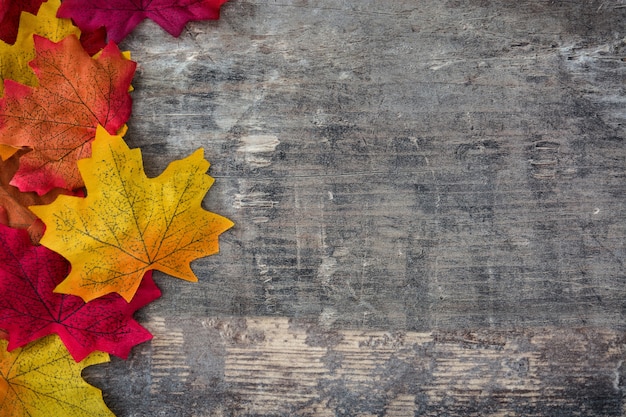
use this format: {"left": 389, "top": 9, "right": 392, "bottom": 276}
{"left": 85, "top": 0, "right": 625, "bottom": 415}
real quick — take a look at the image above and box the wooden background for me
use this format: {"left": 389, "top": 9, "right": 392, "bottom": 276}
{"left": 84, "top": 1, "right": 626, "bottom": 415}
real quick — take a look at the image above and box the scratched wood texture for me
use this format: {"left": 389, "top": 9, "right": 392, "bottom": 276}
{"left": 84, "top": 0, "right": 626, "bottom": 416}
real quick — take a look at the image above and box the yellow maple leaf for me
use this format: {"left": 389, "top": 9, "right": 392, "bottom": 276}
{"left": 0, "top": 335, "right": 113, "bottom": 417}
{"left": 0, "top": 0, "right": 79, "bottom": 96}
{"left": 31, "top": 126, "right": 234, "bottom": 302}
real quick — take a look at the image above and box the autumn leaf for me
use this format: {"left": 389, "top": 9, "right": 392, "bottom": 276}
{"left": 0, "top": 149, "right": 71, "bottom": 242}
{"left": 31, "top": 126, "right": 234, "bottom": 302}
{"left": 0, "top": 0, "right": 44, "bottom": 45}
{"left": 0, "top": 223, "right": 161, "bottom": 361}
{"left": 58, "top": 0, "right": 229, "bottom": 43}
{"left": 0, "top": 0, "right": 79, "bottom": 98}
{"left": 0, "top": 34, "right": 136, "bottom": 195}
{"left": 0, "top": 335, "right": 114, "bottom": 417}
{"left": 0, "top": 2, "right": 7, "bottom": 27}
{"left": 0, "top": 150, "right": 46, "bottom": 237}
{"left": 79, "top": 26, "right": 108, "bottom": 56}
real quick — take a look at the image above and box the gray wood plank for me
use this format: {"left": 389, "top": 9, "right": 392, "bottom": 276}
{"left": 86, "top": 317, "right": 626, "bottom": 416}
{"left": 86, "top": 0, "right": 626, "bottom": 415}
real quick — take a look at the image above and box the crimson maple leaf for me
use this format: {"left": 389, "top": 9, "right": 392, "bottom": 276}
{"left": 57, "top": 0, "right": 229, "bottom": 43}
{"left": 80, "top": 26, "right": 108, "bottom": 55}
{"left": 0, "top": 0, "right": 45, "bottom": 44}
{"left": 0, "top": 34, "right": 135, "bottom": 195}
{"left": 0, "top": 223, "right": 161, "bottom": 361}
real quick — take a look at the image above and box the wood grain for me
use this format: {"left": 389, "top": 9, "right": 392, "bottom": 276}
{"left": 86, "top": 317, "right": 626, "bottom": 416}
{"left": 83, "top": 0, "right": 626, "bottom": 415}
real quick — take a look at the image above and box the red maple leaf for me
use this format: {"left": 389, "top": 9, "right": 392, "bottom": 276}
{"left": 80, "top": 26, "right": 108, "bottom": 55}
{"left": 57, "top": 0, "right": 229, "bottom": 43}
{"left": 0, "top": 223, "right": 161, "bottom": 362}
{"left": 0, "top": 0, "right": 45, "bottom": 44}
{"left": 0, "top": 149, "right": 81, "bottom": 244}
{"left": 0, "top": 34, "right": 135, "bottom": 195}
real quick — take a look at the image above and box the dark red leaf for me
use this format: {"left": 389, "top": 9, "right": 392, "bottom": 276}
{"left": 80, "top": 26, "right": 108, "bottom": 55}
{"left": 57, "top": 0, "right": 229, "bottom": 43}
{"left": 0, "top": 223, "right": 161, "bottom": 361}
{"left": 0, "top": 0, "right": 45, "bottom": 44}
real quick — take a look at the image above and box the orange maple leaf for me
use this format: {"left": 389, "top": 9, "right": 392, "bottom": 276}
{"left": 31, "top": 126, "right": 234, "bottom": 302}
{"left": 0, "top": 0, "right": 79, "bottom": 98}
{"left": 0, "top": 149, "right": 67, "bottom": 242}
{"left": 0, "top": 335, "right": 113, "bottom": 417}
{"left": 0, "top": 34, "right": 135, "bottom": 195}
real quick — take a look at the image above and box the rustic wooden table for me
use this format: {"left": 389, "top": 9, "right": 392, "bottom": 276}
{"left": 85, "top": 1, "right": 626, "bottom": 415}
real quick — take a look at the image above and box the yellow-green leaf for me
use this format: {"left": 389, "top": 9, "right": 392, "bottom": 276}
{"left": 0, "top": 335, "right": 113, "bottom": 417}
{"left": 31, "top": 126, "right": 234, "bottom": 302}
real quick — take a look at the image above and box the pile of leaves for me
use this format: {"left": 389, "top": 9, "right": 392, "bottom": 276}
{"left": 0, "top": 1, "right": 232, "bottom": 415}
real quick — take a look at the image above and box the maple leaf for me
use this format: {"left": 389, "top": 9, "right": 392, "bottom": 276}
{"left": 0, "top": 34, "right": 136, "bottom": 195}
{"left": 0, "top": 0, "right": 79, "bottom": 98}
{"left": 79, "top": 26, "right": 108, "bottom": 56}
{"left": 0, "top": 335, "right": 114, "bottom": 416}
{"left": 0, "top": 0, "right": 44, "bottom": 45}
{"left": 0, "top": 149, "right": 68, "bottom": 242}
{"left": 0, "top": 223, "right": 161, "bottom": 361}
{"left": 57, "top": 0, "right": 229, "bottom": 43}
{"left": 31, "top": 126, "right": 234, "bottom": 302}
{"left": 0, "top": 2, "right": 7, "bottom": 23}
